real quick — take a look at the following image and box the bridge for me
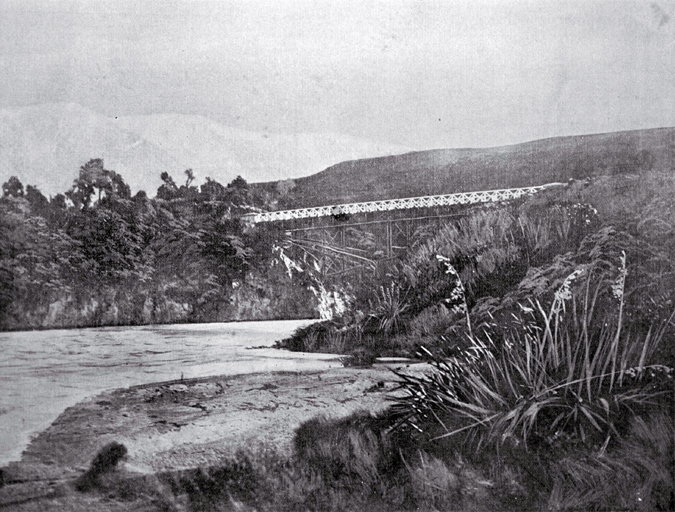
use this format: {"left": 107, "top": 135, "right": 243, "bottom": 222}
{"left": 242, "top": 183, "right": 564, "bottom": 277}
{"left": 242, "top": 184, "right": 562, "bottom": 224}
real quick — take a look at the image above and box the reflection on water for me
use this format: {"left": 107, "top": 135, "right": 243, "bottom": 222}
{"left": 0, "top": 319, "right": 332, "bottom": 466}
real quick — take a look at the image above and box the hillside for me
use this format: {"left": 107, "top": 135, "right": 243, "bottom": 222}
{"left": 0, "top": 103, "right": 410, "bottom": 197}
{"left": 274, "top": 127, "right": 675, "bottom": 208}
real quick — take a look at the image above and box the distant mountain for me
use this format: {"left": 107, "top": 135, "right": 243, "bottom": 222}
{"left": 0, "top": 103, "right": 179, "bottom": 197}
{"left": 0, "top": 103, "right": 410, "bottom": 197}
{"left": 276, "top": 127, "right": 675, "bottom": 208}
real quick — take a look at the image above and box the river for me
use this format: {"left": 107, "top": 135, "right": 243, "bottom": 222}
{"left": 0, "top": 319, "right": 335, "bottom": 467}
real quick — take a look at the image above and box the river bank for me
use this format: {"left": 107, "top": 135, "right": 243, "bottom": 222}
{"left": 0, "top": 362, "right": 424, "bottom": 511}
{"left": 0, "top": 319, "right": 323, "bottom": 467}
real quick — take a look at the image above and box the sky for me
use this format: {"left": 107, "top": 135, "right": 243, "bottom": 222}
{"left": 1, "top": 0, "right": 674, "bottom": 150}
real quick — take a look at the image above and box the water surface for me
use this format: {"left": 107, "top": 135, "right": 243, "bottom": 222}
{"left": 0, "top": 319, "right": 332, "bottom": 466}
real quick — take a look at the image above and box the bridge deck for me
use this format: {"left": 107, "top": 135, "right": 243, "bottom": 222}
{"left": 242, "top": 183, "right": 564, "bottom": 224}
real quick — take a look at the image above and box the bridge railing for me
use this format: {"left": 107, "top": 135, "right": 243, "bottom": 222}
{"left": 241, "top": 183, "right": 565, "bottom": 224}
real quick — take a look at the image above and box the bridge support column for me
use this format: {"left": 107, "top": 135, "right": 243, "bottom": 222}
{"left": 339, "top": 226, "right": 346, "bottom": 272}
{"left": 386, "top": 221, "right": 393, "bottom": 258}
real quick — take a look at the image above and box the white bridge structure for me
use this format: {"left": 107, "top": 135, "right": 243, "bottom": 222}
{"left": 241, "top": 183, "right": 564, "bottom": 224}
{"left": 243, "top": 182, "right": 565, "bottom": 276}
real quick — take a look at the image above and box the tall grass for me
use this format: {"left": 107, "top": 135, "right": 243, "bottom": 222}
{"left": 546, "top": 413, "right": 675, "bottom": 511}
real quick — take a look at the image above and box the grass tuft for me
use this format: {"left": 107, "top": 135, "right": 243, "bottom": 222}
{"left": 74, "top": 441, "right": 128, "bottom": 492}
{"left": 293, "top": 411, "right": 396, "bottom": 487}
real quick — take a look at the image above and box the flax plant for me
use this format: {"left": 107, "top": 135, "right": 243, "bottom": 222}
{"left": 393, "top": 252, "right": 674, "bottom": 452}
{"left": 437, "top": 254, "right": 472, "bottom": 337}
{"left": 368, "top": 281, "right": 410, "bottom": 335}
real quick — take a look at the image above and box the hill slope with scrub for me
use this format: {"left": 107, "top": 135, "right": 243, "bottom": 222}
{"left": 268, "top": 127, "right": 675, "bottom": 207}
{"left": 274, "top": 167, "right": 675, "bottom": 510}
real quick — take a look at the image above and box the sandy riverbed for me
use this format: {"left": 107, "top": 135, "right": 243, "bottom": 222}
{"left": 0, "top": 363, "right": 425, "bottom": 510}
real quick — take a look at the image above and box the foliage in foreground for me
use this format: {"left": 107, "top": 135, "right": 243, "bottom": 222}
{"left": 77, "top": 407, "right": 673, "bottom": 511}
{"left": 385, "top": 248, "right": 674, "bottom": 509}
{"left": 393, "top": 255, "right": 674, "bottom": 450}
{"left": 268, "top": 171, "right": 675, "bottom": 510}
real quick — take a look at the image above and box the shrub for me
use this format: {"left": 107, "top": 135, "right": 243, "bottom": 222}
{"left": 405, "top": 304, "right": 454, "bottom": 341}
{"left": 75, "top": 441, "right": 128, "bottom": 492}
{"left": 293, "top": 411, "right": 395, "bottom": 487}
{"left": 276, "top": 321, "right": 334, "bottom": 351}
{"left": 277, "top": 321, "right": 364, "bottom": 355}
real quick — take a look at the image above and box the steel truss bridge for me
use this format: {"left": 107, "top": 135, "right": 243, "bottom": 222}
{"left": 242, "top": 183, "right": 564, "bottom": 277}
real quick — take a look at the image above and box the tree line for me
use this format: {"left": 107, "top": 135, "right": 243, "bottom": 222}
{"left": 0, "top": 159, "right": 313, "bottom": 330}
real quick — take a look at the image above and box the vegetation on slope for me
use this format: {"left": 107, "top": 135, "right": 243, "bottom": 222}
{"left": 3, "top": 130, "right": 674, "bottom": 509}
{"left": 268, "top": 168, "right": 675, "bottom": 510}
{"left": 279, "top": 170, "right": 675, "bottom": 360}
{"left": 260, "top": 127, "right": 674, "bottom": 207}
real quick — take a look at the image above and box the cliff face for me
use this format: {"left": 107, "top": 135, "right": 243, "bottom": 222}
{"left": 3, "top": 273, "right": 317, "bottom": 331}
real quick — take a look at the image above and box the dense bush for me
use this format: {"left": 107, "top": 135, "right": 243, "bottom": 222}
{"left": 0, "top": 164, "right": 317, "bottom": 330}
{"left": 392, "top": 265, "right": 674, "bottom": 452}
{"left": 280, "top": 197, "right": 602, "bottom": 358}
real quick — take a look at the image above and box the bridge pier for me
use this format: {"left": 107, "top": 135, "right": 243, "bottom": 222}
{"left": 385, "top": 221, "right": 392, "bottom": 258}
{"left": 280, "top": 209, "right": 469, "bottom": 276}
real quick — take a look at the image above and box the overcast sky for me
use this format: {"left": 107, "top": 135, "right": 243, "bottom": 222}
{"left": 1, "top": 0, "right": 674, "bottom": 149}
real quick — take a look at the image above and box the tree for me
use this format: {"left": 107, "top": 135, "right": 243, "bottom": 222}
{"left": 0, "top": 266, "right": 14, "bottom": 324}
{"left": 177, "top": 169, "right": 199, "bottom": 200}
{"left": 66, "top": 208, "right": 144, "bottom": 279}
{"left": 200, "top": 219, "right": 252, "bottom": 287}
{"left": 157, "top": 169, "right": 199, "bottom": 201}
{"left": 25, "top": 185, "right": 49, "bottom": 214}
{"left": 66, "top": 159, "right": 117, "bottom": 208}
{"left": 224, "top": 175, "right": 253, "bottom": 207}
{"left": 184, "top": 168, "right": 195, "bottom": 188}
{"left": 105, "top": 170, "right": 131, "bottom": 200}
{"left": 50, "top": 193, "right": 68, "bottom": 210}
{"left": 2, "top": 176, "right": 24, "bottom": 197}
{"left": 227, "top": 175, "right": 249, "bottom": 190}
{"left": 201, "top": 177, "right": 226, "bottom": 199}
{"left": 46, "top": 193, "right": 68, "bottom": 226}
{"left": 161, "top": 172, "right": 177, "bottom": 188}
{"left": 157, "top": 172, "right": 178, "bottom": 200}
